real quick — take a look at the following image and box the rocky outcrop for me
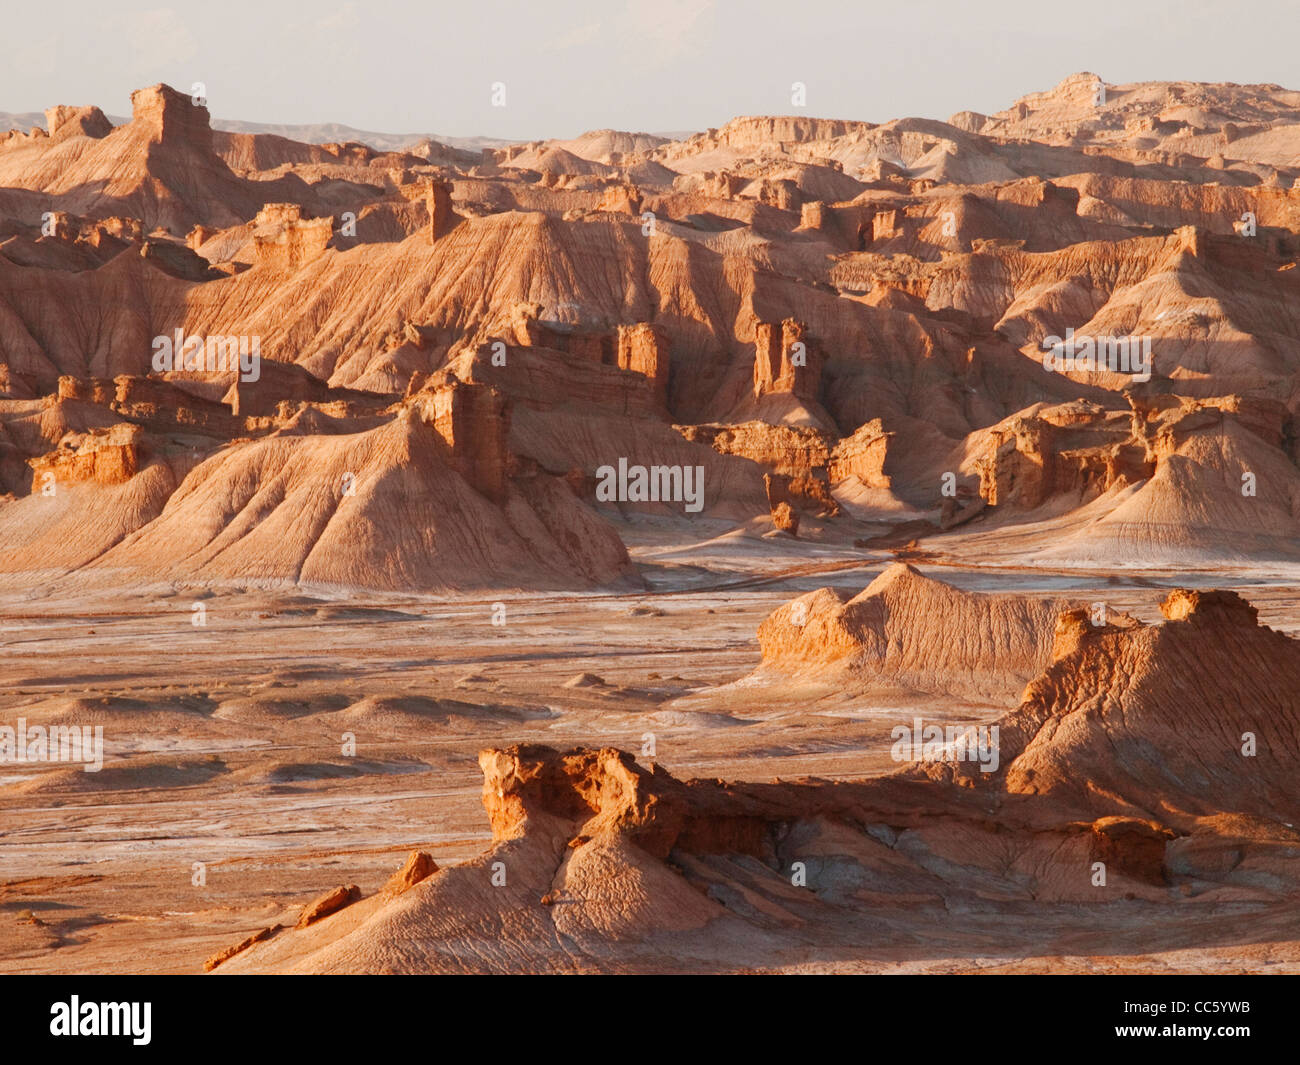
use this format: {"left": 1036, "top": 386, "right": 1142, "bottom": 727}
{"left": 295, "top": 884, "right": 361, "bottom": 928}
{"left": 44, "top": 104, "right": 112, "bottom": 141}
{"left": 615, "top": 323, "right": 669, "bottom": 405}
{"left": 763, "top": 470, "right": 835, "bottom": 520}
{"left": 596, "top": 182, "right": 643, "bottom": 215}
{"left": 768, "top": 497, "right": 799, "bottom": 535}
{"left": 58, "top": 375, "right": 241, "bottom": 438}
{"left": 140, "top": 238, "right": 219, "bottom": 281}
{"left": 187, "top": 224, "right": 218, "bottom": 250}
{"left": 429, "top": 377, "right": 511, "bottom": 502}
{"left": 203, "top": 924, "right": 281, "bottom": 972}
{"left": 505, "top": 307, "right": 670, "bottom": 404}
{"left": 425, "top": 177, "right": 461, "bottom": 240}
{"left": 510, "top": 305, "right": 614, "bottom": 360}
{"left": 225, "top": 359, "right": 367, "bottom": 419}
{"left": 678, "top": 421, "right": 835, "bottom": 473}
{"left": 828, "top": 419, "right": 892, "bottom": 488}
{"left": 3, "top": 72, "right": 1300, "bottom": 587}
{"left": 220, "top": 594, "right": 1300, "bottom": 974}
{"left": 253, "top": 203, "right": 333, "bottom": 270}
{"left": 446, "top": 340, "right": 665, "bottom": 421}
{"left": 973, "top": 396, "right": 1295, "bottom": 528}
{"left": 380, "top": 851, "right": 438, "bottom": 896}
{"left": 28, "top": 425, "right": 141, "bottom": 487}
{"left": 129, "top": 83, "right": 213, "bottom": 151}
{"left": 753, "top": 319, "right": 821, "bottom": 401}
{"left": 480, "top": 746, "right": 688, "bottom": 858}
{"left": 1086, "top": 817, "right": 1176, "bottom": 886}
{"left": 978, "top": 588, "right": 1300, "bottom": 828}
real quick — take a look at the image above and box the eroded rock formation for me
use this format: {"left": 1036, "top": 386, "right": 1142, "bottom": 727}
{"left": 753, "top": 319, "right": 820, "bottom": 400}
{"left": 214, "top": 577, "right": 1300, "bottom": 971}
{"left": 756, "top": 562, "right": 1082, "bottom": 703}
{"left": 1, "top": 71, "right": 1299, "bottom": 582}
{"left": 253, "top": 203, "right": 333, "bottom": 270}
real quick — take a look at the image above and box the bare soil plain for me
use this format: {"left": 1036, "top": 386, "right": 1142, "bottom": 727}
{"left": 3, "top": 72, "right": 1300, "bottom": 974}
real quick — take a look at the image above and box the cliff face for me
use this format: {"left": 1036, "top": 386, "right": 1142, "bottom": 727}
{"left": 425, "top": 178, "right": 461, "bottom": 239}
{"left": 129, "top": 83, "right": 214, "bottom": 153}
{"left": 615, "top": 323, "right": 669, "bottom": 405}
{"left": 752, "top": 319, "right": 821, "bottom": 401}
{"left": 429, "top": 377, "right": 511, "bottom": 502}
{"left": 827, "top": 419, "right": 892, "bottom": 488}
{"left": 27, "top": 425, "right": 140, "bottom": 486}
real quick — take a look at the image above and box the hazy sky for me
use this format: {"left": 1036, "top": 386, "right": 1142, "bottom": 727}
{"left": 4, "top": 0, "right": 1297, "bottom": 140}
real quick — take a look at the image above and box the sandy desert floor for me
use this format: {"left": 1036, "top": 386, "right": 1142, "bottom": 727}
{"left": 5, "top": 528, "right": 1300, "bottom": 974}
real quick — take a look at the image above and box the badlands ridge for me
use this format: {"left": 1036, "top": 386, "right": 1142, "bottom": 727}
{"left": 3, "top": 72, "right": 1300, "bottom": 973}
{"left": 2, "top": 74, "right": 1300, "bottom": 585}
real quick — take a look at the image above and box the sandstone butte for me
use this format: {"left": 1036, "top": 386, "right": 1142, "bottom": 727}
{"left": 4, "top": 72, "right": 1300, "bottom": 975}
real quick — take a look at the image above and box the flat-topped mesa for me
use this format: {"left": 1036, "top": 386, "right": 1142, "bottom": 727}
{"left": 252, "top": 203, "right": 333, "bottom": 270}
{"left": 430, "top": 377, "right": 511, "bottom": 502}
{"left": 44, "top": 104, "right": 112, "bottom": 141}
{"left": 129, "top": 83, "right": 213, "bottom": 151}
{"left": 753, "top": 319, "right": 821, "bottom": 400}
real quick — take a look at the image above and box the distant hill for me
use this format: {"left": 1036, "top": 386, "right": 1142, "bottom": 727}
{"left": 0, "top": 109, "right": 515, "bottom": 153}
